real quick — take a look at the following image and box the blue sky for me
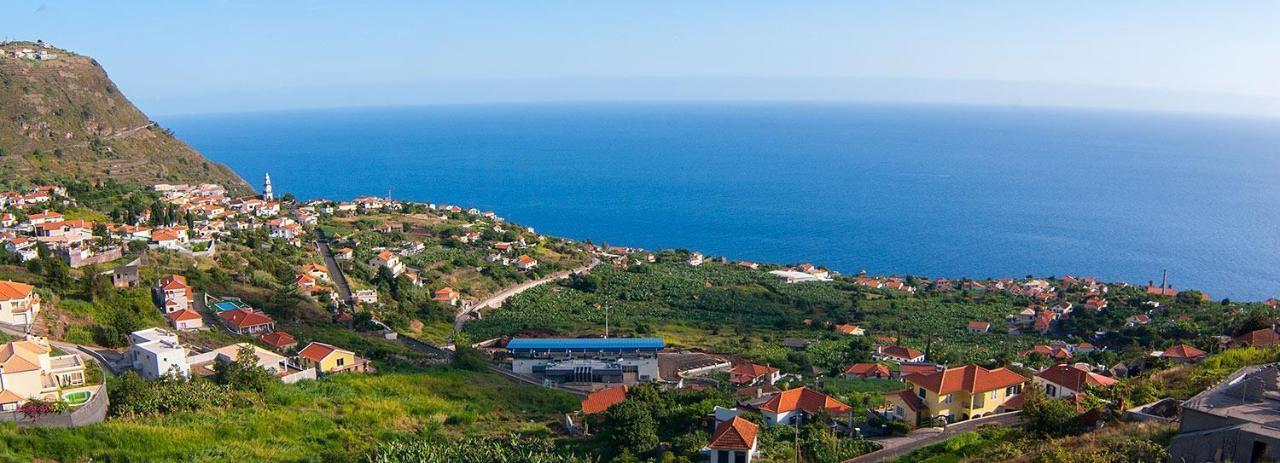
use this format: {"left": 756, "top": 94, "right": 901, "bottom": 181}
{"left": 4, "top": 1, "right": 1278, "bottom": 116}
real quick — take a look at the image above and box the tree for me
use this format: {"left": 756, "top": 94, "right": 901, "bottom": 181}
{"left": 601, "top": 400, "right": 659, "bottom": 457}
{"left": 1022, "top": 387, "right": 1081, "bottom": 436}
{"left": 450, "top": 345, "right": 489, "bottom": 371}
{"left": 212, "top": 345, "right": 274, "bottom": 392}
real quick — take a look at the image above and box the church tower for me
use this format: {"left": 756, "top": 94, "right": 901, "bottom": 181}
{"left": 263, "top": 173, "right": 274, "bottom": 201}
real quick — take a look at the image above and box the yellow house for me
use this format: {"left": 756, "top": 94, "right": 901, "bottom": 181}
{"left": 296, "top": 342, "right": 369, "bottom": 374}
{"left": 885, "top": 364, "right": 1026, "bottom": 426}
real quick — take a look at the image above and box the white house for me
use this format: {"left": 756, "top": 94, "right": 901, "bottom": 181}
{"left": 701, "top": 417, "right": 759, "bottom": 463}
{"left": 1032, "top": 364, "right": 1117, "bottom": 399}
{"left": 516, "top": 254, "right": 538, "bottom": 270}
{"left": 0, "top": 280, "right": 41, "bottom": 325}
{"left": 127, "top": 328, "right": 191, "bottom": 379}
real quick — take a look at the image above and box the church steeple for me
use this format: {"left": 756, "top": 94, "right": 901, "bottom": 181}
{"left": 263, "top": 173, "right": 274, "bottom": 201}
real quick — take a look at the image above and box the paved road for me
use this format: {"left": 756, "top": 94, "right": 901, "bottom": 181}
{"left": 314, "top": 229, "right": 353, "bottom": 303}
{"left": 844, "top": 412, "right": 1023, "bottom": 463}
{"left": 0, "top": 322, "right": 121, "bottom": 374}
{"left": 451, "top": 257, "right": 600, "bottom": 334}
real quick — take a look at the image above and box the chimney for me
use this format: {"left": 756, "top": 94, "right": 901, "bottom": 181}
{"left": 1161, "top": 269, "right": 1168, "bottom": 291}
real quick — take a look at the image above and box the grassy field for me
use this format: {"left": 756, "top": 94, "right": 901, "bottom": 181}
{"left": 0, "top": 369, "right": 578, "bottom": 462}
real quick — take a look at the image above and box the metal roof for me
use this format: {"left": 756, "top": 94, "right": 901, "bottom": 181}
{"left": 506, "top": 338, "right": 665, "bottom": 351}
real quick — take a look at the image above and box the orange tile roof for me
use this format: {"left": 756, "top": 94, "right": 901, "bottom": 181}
{"left": 581, "top": 385, "right": 627, "bottom": 415}
{"left": 517, "top": 255, "right": 537, "bottom": 265}
{"left": 759, "top": 387, "right": 851, "bottom": 415}
{"left": 708, "top": 416, "right": 758, "bottom": 450}
{"left": 159, "top": 275, "right": 189, "bottom": 290}
{"left": 0, "top": 340, "right": 48, "bottom": 374}
{"left": 219, "top": 308, "right": 274, "bottom": 329}
{"left": 1162, "top": 343, "right": 1207, "bottom": 360}
{"left": 0, "top": 389, "right": 22, "bottom": 404}
{"left": 835, "top": 323, "right": 861, "bottom": 334}
{"left": 879, "top": 345, "right": 924, "bottom": 361}
{"left": 892, "top": 389, "right": 923, "bottom": 412}
{"left": 1035, "top": 364, "right": 1117, "bottom": 392}
{"left": 298, "top": 342, "right": 345, "bottom": 363}
{"left": 728, "top": 363, "right": 779, "bottom": 385}
{"left": 907, "top": 364, "right": 1027, "bottom": 395}
{"left": 168, "top": 309, "right": 202, "bottom": 322}
{"left": 0, "top": 281, "right": 34, "bottom": 301}
{"left": 899, "top": 363, "right": 938, "bottom": 378}
{"left": 261, "top": 331, "right": 298, "bottom": 348}
{"left": 843, "top": 363, "right": 891, "bottom": 378}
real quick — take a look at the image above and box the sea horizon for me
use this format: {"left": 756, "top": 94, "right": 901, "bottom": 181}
{"left": 163, "top": 101, "right": 1280, "bottom": 300}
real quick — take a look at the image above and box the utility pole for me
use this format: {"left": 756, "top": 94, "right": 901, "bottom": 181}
{"left": 794, "top": 423, "right": 800, "bottom": 463}
{"left": 605, "top": 304, "right": 610, "bottom": 338}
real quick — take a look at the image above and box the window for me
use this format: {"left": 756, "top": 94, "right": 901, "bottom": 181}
{"left": 1046, "top": 384, "right": 1057, "bottom": 397}
{"left": 337, "top": 358, "right": 345, "bottom": 366}
{"left": 735, "top": 451, "right": 747, "bottom": 463}
{"left": 944, "top": 394, "right": 953, "bottom": 404}
{"left": 989, "top": 390, "right": 998, "bottom": 399}
{"left": 918, "top": 388, "right": 926, "bottom": 399}
{"left": 896, "top": 405, "right": 905, "bottom": 417}
{"left": 717, "top": 450, "right": 729, "bottom": 463}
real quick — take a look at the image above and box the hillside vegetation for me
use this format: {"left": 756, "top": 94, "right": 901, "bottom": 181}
{"left": 0, "top": 41, "right": 250, "bottom": 193}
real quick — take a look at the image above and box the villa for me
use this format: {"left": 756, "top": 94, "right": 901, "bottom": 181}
{"left": 1033, "top": 364, "right": 1117, "bottom": 399}
{"left": 0, "top": 336, "right": 87, "bottom": 411}
{"left": 0, "top": 280, "right": 40, "bottom": 325}
{"left": 218, "top": 307, "right": 276, "bottom": 335}
{"left": 154, "top": 275, "right": 194, "bottom": 313}
{"left": 843, "top": 363, "right": 891, "bottom": 379}
{"left": 758, "top": 386, "right": 852, "bottom": 426}
{"left": 296, "top": 342, "right": 369, "bottom": 374}
{"left": 885, "top": 364, "right": 1026, "bottom": 425}
{"left": 186, "top": 343, "right": 314, "bottom": 383}
{"left": 433, "top": 287, "right": 460, "bottom": 306}
{"left": 127, "top": 328, "right": 190, "bottom": 379}
{"left": 728, "top": 363, "right": 780, "bottom": 386}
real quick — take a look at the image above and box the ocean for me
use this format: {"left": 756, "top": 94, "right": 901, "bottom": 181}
{"left": 162, "top": 103, "right": 1280, "bottom": 300}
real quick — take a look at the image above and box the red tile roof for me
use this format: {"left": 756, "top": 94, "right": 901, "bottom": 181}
{"left": 260, "top": 331, "right": 298, "bottom": 348}
{"left": 708, "top": 417, "right": 759, "bottom": 450}
{"left": 892, "top": 389, "right": 923, "bottom": 412}
{"left": 1035, "top": 364, "right": 1117, "bottom": 392}
{"left": 580, "top": 385, "right": 627, "bottom": 415}
{"left": 899, "top": 363, "right": 938, "bottom": 378}
{"left": 879, "top": 345, "right": 924, "bottom": 361}
{"left": 219, "top": 308, "right": 274, "bottom": 329}
{"left": 297, "top": 342, "right": 340, "bottom": 363}
{"left": 967, "top": 321, "right": 990, "bottom": 331}
{"left": 729, "top": 363, "right": 779, "bottom": 385}
{"left": 907, "top": 364, "right": 1027, "bottom": 395}
{"left": 759, "top": 387, "right": 851, "bottom": 415}
{"left": 167, "top": 308, "right": 202, "bottom": 322}
{"left": 0, "top": 281, "right": 34, "bottom": 301}
{"left": 1162, "top": 343, "right": 1207, "bottom": 360}
{"left": 834, "top": 324, "right": 862, "bottom": 335}
{"left": 843, "top": 363, "right": 891, "bottom": 378}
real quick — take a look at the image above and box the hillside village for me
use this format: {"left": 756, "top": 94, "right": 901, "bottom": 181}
{"left": 0, "top": 170, "right": 1277, "bottom": 462}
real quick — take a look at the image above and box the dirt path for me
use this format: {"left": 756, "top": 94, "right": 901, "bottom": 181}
{"left": 451, "top": 257, "right": 600, "bottom": 335}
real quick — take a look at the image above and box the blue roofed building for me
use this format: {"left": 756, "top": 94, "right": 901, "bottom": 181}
{"left": 508, "top": 337, "right": 664, "bottom": 385}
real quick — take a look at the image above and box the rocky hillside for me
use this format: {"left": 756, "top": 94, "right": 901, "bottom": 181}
{"left": 0, "top": 41, "right": 251, "bottom": 194}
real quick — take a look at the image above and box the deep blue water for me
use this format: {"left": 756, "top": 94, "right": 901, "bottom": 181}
{"left": 162, "top": 103, "right": 1280, "bottom": 300}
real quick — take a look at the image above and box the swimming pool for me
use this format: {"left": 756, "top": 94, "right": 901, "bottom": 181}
{"left": 211, "top": 299, "right": 249, "bottom": 312}
{"left": 63, "top": 390, "right": 91, "bottom": 405}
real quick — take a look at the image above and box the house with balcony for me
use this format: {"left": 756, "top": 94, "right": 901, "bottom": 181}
{"left": 0, "top": 280, "right": 40, "bottom": 326}
{"left": 886, "top": 364, "right": 1026, "bottom": 426}
{"left": 127, "top": 328, "right": 190, "bottom": 379}
{"left": 0, "top": 336, "right": 87, "bottom": 411}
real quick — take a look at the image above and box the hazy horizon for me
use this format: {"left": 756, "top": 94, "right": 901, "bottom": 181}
{"left": 4, "top": 1, "right": 1278, "bottom": 117}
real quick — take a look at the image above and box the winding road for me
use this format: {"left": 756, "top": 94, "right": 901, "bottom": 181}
{"left": 843, "top": 412, "right": 1023, "bottom": 463}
